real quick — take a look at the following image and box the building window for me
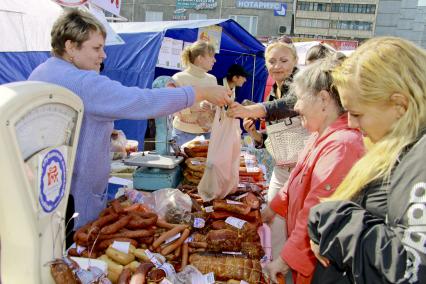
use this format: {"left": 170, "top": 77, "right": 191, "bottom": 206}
{"left": 188, "top": 13, "right": 208, "bottom": 20}
{"left": 298, "top": 2, "right": 376, "bottom": 14}
{"left": 145, "top": 11, "right": 163, "bottom": 22}
{"left": 329, "top": 20, "right": 373, "bottom": 31}
{"left": 229, "top": 15, "right": 258, "bottom": 35}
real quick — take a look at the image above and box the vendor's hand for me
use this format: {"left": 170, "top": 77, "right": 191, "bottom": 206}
{"left": 310, "top": 240, "right": 330, "bottom": 268}
{"left": 263, "top": 257, "right": 290, "bottom": 283}
{"left": 194, "top": 85, "right": 233, "bottom": 107}
{"left": 261, "top": 206, "right": 276, "bottom": 224}
{"left": 227, "top": 102, "right": 250, "bottom": 118}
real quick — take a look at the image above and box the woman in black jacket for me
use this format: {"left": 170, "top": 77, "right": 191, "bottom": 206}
{"left": 308, "top": 37, "right": 426, "bottom": 283}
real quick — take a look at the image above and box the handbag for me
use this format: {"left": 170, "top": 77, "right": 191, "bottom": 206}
{"left": 264, "top": 116, "right": 310, "bottom": 165}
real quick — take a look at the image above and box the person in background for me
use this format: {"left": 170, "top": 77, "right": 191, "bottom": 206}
{"left": 172, "top": 40, "right": 219, "bottom": 146}
{"left": 219, "top": 63, "right": 249, "bottom": 100}
{"left": 261, "top": 54, "right": 364, "bottom": 283}
{"left": 28, "top": 9, "right": 232, "bottom": 229}
{"left": 308, "top": 37, "right": 426, "bottom": 283}
{"left": 304, "top": 44, "right": 334, "bottom": 65}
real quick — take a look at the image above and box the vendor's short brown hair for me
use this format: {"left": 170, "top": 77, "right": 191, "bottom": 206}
{"left": 51, "top": 9, "right": 106, "bottom": 57}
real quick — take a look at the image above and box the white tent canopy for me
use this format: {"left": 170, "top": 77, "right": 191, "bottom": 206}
{"left": 0, "top": 0, "right": 63, "bottom": 52}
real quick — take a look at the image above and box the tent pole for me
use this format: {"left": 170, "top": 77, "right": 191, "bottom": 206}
{"left": 251, "top": 54, "right": 256, "bottom": 101}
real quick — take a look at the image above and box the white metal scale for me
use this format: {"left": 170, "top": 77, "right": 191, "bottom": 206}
{"left": 0, "top": 82, "right": 83, "bottom": 283}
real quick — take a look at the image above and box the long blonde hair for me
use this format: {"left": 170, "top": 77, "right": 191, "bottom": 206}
{"left": 329, "top": 37, "right": 426, "bottom": 200}
{"left": 181, "top": 40, "right": 215, "bottom": 68}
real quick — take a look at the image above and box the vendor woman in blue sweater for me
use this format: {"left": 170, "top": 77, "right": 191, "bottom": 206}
{"left": 28, "top": 9, "right": 232, "bottom": 229}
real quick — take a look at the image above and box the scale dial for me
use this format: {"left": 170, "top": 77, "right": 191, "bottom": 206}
{"left": 14, "top": 103, "right": 78, "bottom": 161}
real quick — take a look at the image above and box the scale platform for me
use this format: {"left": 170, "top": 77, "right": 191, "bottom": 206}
{"left": 124, "top": 152, "right": 184, "bottom": 191}
{"left": 124, "top": 151, "right": 183, "bottom": 169}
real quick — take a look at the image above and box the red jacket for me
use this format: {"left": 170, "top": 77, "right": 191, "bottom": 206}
{"left": 270, "top": 114, "right": 364, "bottom": 282}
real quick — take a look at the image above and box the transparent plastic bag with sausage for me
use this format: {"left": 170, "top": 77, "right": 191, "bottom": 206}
{"left": 197, "top": 107, "right": 241, "bottom": 201}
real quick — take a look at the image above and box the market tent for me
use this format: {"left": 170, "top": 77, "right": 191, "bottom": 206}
{"left": 0, "top": 0, "right": 62, "bottom": 82}
{"left": 105, "top": 19, "right": 267, "bottom": 147}
{"left": 0, "top": 3, "right": 267, "bottom": 147}
{"left": 108, "top": 19, "right": 266, "bottom": 102}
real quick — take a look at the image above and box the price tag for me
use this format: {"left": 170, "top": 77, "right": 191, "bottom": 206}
{"left": 225, "top": 217, "right": 246, "bottom": 229}
{"left": 184, "top": 235, "right": 193, "bottom": 243}
{"left": 112, "top": 241, "right": 130, "bottom": 254}
{"left": 165, "top": 233, "right": 181, "bottom": 244}
{"left": 235, "top": 193, "right": 248, "bottom": 200}
{"left": 204, "top": 206, "right": 214, "bottom": 213}
{"left": 226, "top": 199, "right": 243, "bottom": 205}
{"left": 76, "top": 245, "right": 86, "bottom": 254}
{"left": 160, "top": 262, "right": 176, "bottom": 277}
{"left": 238, "top": 183, "right": 246, "bottom": 188}
{"left": 190, "top": 160, "right": 205, "bottom": 165}
{"left": 240, "top": 281, "right": 249, "bottom": 284}
{"left": 246, "top": 165, "right": 260, "bottom": 173}
{"left": 160, "top": 279, "right": 173, "bottom": 284}
{"left": 145, "top": 249, "right": 163, "bottom": 268}
{"left": 193, "top": 217, "right": 205, "bottom": 228}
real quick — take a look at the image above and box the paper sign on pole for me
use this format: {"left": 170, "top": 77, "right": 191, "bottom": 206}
{"left": 171, "top": 39, "right": 183, "bottom": 69}
{"left": 197, "top": 25, "right": 222, "bottom": 53}
{"left": 90, "top": 0, "right": 121, "bottom": 16}
{"left": 157, "top": 37, "right": 173, "bottom": 69}
{"left": 88, "top": 4, "right": 125, "bottom": 46}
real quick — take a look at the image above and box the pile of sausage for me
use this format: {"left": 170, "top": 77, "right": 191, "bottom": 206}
{"left": 65, "top": 172, "right": 269, "bottom": 283}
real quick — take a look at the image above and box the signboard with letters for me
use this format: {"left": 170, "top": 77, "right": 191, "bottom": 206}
{"left": 176, "top": 0, "right": 217, "bottom": 10}
{"left": 235, "top": 0, "right": 284, "bottom": 10}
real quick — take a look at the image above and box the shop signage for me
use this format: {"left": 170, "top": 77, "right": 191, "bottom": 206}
{"left": 176, "top": 0, "right": 218, "bottom": 10}
{"left": 235, "top": 0, "right": 283, "bottom": 10}
{"left": 173, "top": 14, "right": 188, "bottom": 20}
{"left": 274, "top": 3, "right": 287, "bottom": 16}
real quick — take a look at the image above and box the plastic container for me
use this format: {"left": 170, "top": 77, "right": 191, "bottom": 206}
{"left": 125, "top": 140, "right": 139, "bottom": 154}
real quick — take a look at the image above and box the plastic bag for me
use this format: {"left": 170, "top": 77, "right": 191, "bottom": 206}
{"left": 152, "top": 188, "right": 192, "bottom": 220}
{"left": 197, "top": 108, "right": 241, "bottom": 201}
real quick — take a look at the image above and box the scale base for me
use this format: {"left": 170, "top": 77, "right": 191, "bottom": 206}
{"left": 124, "top": 152, "right": 183, "bottom": 169}
{"left": 133, "top": 166, "right": 182, "bottom": 191}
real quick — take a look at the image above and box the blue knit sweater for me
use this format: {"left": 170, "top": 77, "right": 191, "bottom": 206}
{"left": 29, "top": 57, "right": 195, "bottom": 228}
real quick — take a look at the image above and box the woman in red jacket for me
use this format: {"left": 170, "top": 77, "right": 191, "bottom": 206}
{"left": 262, "top": 54, "right": 365, "bottom": 283}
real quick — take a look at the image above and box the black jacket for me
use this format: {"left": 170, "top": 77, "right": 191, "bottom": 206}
{"left": 308, "top": 134, "right": 426, "bottom": 283}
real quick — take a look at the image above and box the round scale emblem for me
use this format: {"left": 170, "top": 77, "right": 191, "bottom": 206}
{"left": 39, "top": 149, "right": 67, "bottom": 213}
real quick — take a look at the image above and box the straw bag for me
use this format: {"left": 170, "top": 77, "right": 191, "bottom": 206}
{"left": 264, "top": 116, "right": 309, "bottom": 165}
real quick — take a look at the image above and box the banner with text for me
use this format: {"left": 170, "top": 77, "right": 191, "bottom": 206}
{"left": 176, "top": 0, "right": 217, "bottom": 10}
{"left": 235, "top": 0, "right": 284, "bottom": 10}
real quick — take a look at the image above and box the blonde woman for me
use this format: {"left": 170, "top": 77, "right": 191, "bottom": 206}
{"left": 308, "top": 37, "right": 426, "bottom": 283}
{"left": 172, "top": 40, "right": 219, "bottom": 146}
{"left": 227, "top": 42, "right": 299, "bottom": 264}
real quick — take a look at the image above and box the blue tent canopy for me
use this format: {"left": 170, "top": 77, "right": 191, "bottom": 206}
{"left": 0, "top": 18, "right": 267, "bottom": 148}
